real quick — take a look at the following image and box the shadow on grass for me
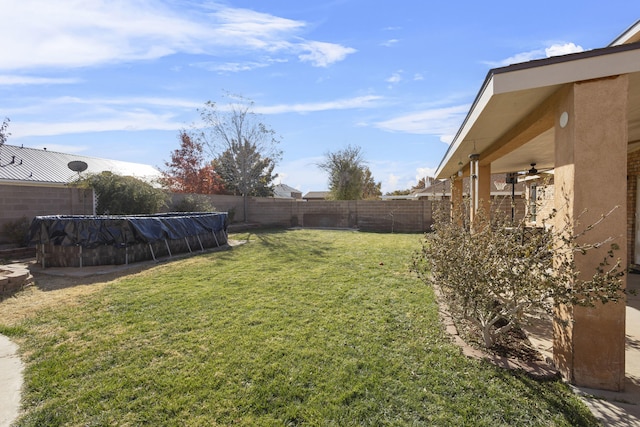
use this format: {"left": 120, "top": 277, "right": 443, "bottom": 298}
{"left": 247, "top": 229, "right": 334, "bottom": 261}
{"left": 28, "top": 243, "right": 236, "bottom": 292}
{"left": 490, "top": 366, "right": 601, "bottom": 426}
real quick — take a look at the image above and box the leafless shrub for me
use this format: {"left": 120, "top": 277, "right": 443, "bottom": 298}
{"left": 413, "top": 197, "right": 625, "bottom": 348}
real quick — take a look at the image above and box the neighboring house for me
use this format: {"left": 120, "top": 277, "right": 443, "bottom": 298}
{"left": 433, "top": 20, "right": 640, "bottom": 391}
{"left": 382, "top": 174, "right": 527, "bottom": 220}
{"left": 303, "top": 191, "right": 330, "bottom": 201}
{"left": 273, "top": 183, "right": 302, "bottom": 199}
{"left": 0, "top": 144, "right": 162, "bottom": 243}
{"left": 411, "top": 173, "right": 525, "bottom": 199}
{"left": 0, "top": 144, "right": 161, "bottom": 186}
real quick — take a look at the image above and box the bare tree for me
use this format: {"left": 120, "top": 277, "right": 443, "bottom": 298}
{"left": 196, "top": 95, "right": 282, "bottom": 221}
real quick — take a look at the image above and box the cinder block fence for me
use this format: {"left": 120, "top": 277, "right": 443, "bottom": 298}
{"left": 170, "top": 194, "right": 436, "bottom": 233}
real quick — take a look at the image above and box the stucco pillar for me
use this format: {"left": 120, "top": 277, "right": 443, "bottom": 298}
{"left": 553, "top": 76, "right": 628, "bottom": 391}
{"left": 469, "top": 155, "right": 491, "bottom": 225}
{"left": 469, "top": 154, "right": 479, "bottom": 223}
{"left": 451, "top": 176, "right": 463, "bottom": 223}
{"left": 478, "top": 164, "right": 491, "bottom": 217}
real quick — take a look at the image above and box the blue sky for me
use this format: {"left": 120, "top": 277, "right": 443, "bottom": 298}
{"left": 2, "top": 1, "right": 639, "bottom": 194}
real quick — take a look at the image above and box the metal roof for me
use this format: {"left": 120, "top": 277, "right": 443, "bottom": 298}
{"left": 0, "top": 144, "right": 161, "bottom": 186}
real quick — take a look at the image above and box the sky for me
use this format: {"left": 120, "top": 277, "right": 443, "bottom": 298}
{"left": 2, "top": 1, "right": 639, "bottom": 195}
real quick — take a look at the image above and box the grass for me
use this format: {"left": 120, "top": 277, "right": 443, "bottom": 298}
{"left": 0, "top": 229, "right": 599, "bottom": 426}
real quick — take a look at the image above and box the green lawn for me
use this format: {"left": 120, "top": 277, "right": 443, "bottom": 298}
{"left": 1, "top": 229, "right": 598, "bottom": 426}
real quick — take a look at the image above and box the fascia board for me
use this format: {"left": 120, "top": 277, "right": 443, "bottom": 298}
{"left": 435, "top": 75, "right": 496, "bottom": 178}
{"left": 493, "top": 47, "right": 640, "bottom": 94}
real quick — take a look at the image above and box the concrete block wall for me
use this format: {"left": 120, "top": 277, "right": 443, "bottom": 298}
{"left": 171, "top": 194, "right": 435, "bottom": 233}
{"left": 355, "top": 200, "right": 431, "bottom": 232}
{"left": 237, "top": 196, "right": 433, "bottom": 232}
{"left": 169, "top": 193, "right": 245, "bottom": 223}
{"left": 0, "top": 184, "right": 94, "bottom": 244}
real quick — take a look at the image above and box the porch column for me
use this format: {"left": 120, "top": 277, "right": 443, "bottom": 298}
{"left": 451, "top": 176, "right": 463, "bottom": 224}
{"left": 469, "top": 154, "right": 491, "bottom": 224}
{"left": 469, "top": 154, "right": 479, "bottom": 223}
{"left": 478, "top": 164, "right": 491, "bottom": 217}
{"left": 553, "top": 76, "right": 628, "bottom": 391}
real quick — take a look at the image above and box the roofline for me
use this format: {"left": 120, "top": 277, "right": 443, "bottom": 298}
{"left": 0, "top": 179, "right": 70, "bottom": 187}
{"left": 435, "top": 41, "right": 640, "bottom": 178}
{"left": 609, "top": 19, "right": 640, "bottom": 46}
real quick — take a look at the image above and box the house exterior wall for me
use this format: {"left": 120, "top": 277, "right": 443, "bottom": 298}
{"left": 521, "top": 178, "right": 555, "bottom": 228}
{"left": 0, "top": 184, "right": 94, "bottom": 244}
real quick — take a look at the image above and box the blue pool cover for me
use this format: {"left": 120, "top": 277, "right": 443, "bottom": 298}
{"left": 29, "top": 212, "right": 228, "bottom": 248}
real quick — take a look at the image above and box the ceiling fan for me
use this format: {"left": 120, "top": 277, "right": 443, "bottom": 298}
{"left": 524, "top": 163, "right": 553, "bottom": 176}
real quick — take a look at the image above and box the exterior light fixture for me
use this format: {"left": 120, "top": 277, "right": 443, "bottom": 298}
{"left": 559, "top": 111, "right": 569, "bottom": 128}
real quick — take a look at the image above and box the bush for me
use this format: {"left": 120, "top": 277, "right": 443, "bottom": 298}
{"left": 171, "top": 195, "right": 216, "bottom": 212}
{"left": 413, "top": 202, "right": 625, "bottom": 348}
{"left": 76, "top": 172, "right": 166, "bottom": 215}
{"left": 1, "top": 217, "right": 31, "bottom": 246}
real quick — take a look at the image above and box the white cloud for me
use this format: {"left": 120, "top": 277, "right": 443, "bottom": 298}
{"left": 0, "top": 0, "right": 355, "bottom": 71}
{"left": 413, "top": 73, "right": 424, "bottom": 81}
{"left": 0, "top": 75, "right": 80, "bottom": 85}
{"left": 381, "top": 39, "right": 399, "bottom": 47}
{"left": 10, "top": 113, "right": 183, "bottom": 138}
{"left": 274, "top": 156, "right": 327, "bottom": 194}
{"left": 484, "top": 42, "right": 585, "bottom": 68}
{"left": 483, "top": 50, "right": 544, "bottom": 67}
{"left": 193, "top": 61, "right": 271, "bottom": 73}
{"left": 193, "top": 58, "right": 289, "bottom": 73}
{"left": 7, "top": 94, "right": 376, "bottom": 141}
{"left": 255, "top": 95, "right": 382, "bottom": 114}
{"left": 8, "top": 95, "right": 195, "bottom": 138}
{"left": 386, "top": 72, "right": 402, "bottom": 85}
{"left": 297, "top": 41, "right": 357, "bottom": 67}
{"left": 416, "top": 167, "right": 437, "bottom": 181}
{"left": 545, "top": 42, "right": 584, "bottom": 57}
{"left": 373, "top": 104, "right": 470, "bottom": 138}
{"left": 387, "top": 173, "right": 399, "bottom": 189}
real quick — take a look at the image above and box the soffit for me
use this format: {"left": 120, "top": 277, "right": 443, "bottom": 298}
{"left": 436, "top": 43, "right": 640, "bottom": 179}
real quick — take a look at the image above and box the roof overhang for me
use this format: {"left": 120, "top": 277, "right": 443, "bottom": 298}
{"left": 436, "top": 42, "right": 640, "bottom": 179}
{"left": 610, "top": 19, "right": 640, "bottom": 46}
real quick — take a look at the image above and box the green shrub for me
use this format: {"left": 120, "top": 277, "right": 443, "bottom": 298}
{"left": 75, "top": 172, "right": 166, "bottom": 215}
{"left": 171, "top": 194, "right": 215, "bottom": 212}
{"left": 2, "top": 216, "right": 31, "bottom": 246}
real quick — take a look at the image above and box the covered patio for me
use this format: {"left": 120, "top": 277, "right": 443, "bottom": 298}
{"left": 435, "top": 21, "right": 640, "bottom": 391}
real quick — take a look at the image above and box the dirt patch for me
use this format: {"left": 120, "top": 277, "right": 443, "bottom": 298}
{"left": 452, "top": 315, "right": 545, "bottom": 363}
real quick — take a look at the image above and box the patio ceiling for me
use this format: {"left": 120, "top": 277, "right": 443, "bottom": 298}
{"left": 436, "top": 42, "right": 640, "bottom": 179}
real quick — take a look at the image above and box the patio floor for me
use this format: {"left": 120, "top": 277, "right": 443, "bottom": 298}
{"left": 525, "top": 272, "right": 640, "bottom": 426}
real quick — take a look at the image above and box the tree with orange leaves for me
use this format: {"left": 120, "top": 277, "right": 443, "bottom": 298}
{"left": 161, "top": 131, "right": 225, "bottom": 194}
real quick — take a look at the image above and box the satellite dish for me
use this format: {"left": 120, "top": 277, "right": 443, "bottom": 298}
{"left": 68, "top": 160, "right": 88, "bottom": 173}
